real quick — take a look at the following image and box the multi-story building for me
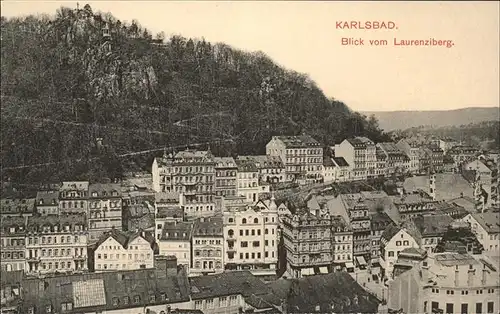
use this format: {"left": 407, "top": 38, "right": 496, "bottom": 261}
{"left": 94, "top": 229, "right": 155, "bottom": 272}
{"left": 282, "top": 210, "right": 333, "bottom": 278}
{"left": 464, "top": 159, "right": 498, "bottom": 208}
{"left": 331, "top": 215, "right": 354, "bottom": 272}
{"left": 388, "top": 252, "right": 499, "bottom": 314}
{"left": 370, "top": 211, "right": 394, "bottom": 269}
{"left": 397, "top": 139, "right": 421, "bottom": 174}
{"left": 438, "top": 138, "right": 459, "bottom": 155}
{"left": 58, "top": 181, "right": 89, "bottom": 215}
{"left": 377, "top": 142, "right": 408, "bottom": 176}
{"left": 392, "top": 194, "right": 438, "bottom": 221}
{"left": 0, "top": 198, "right": 36, "bottom": 217}
{"left": 191, "top": 216, "right": 224, "bottom": 276}
{"left": 349, "top": 203, "right": 372, "bottom": 268}
{"left": 375, "top": 146, "right": 388, "bottom": 177}
{"left": 422, "top": 145, "right": 444, "bottom": 173}
{"left": 0, "top": 216, "right": 26, "bottom": 272}
{"left": 25, "top": 214, "right": 88, "bottom": 275}
{"left": 157, "top": 221, "right": 193, "bottom": 273}
{"left": 462, "top": 212, "right": 500, "bottom": 253}
{"left": 401, "top": 214, "right": 454, "bottom": 254}
{"left": 448, "top": 145, "right": 477, "bottom": 168}
{"left": 152, "top": 150, "right": 216, "bottom": 218}
{"left": 379, "top": 224, "right": 419, "bottom": 280}
{"left": 418, "top": 149, "right": 431, "bottom": 174}
{"left": 238, "top": 155, "right": 286, "bottom": 184}
{"left": 266, "top": 135, "right": 323, "bottom": 184}
{"left": 335, "top": 137, "right": 375, "bottom": 181}
{"left": 213, "top": 157, "right": 238, "bottom": 198}
{"left": 322, "top": 157, "right": 337, "bottom": 183}
{"left": 223, "top": 196, "right": 279, "bottom": 277}
{"left": 235, "top": 158, "right": 261, "bottom": 204}
{"left": 154, "top": 192, "right": 183, "bottom": 240}
{"left": 35, "top": 191, "right": 59, "bottom": 215}
{"left": 88, "top": 183, "right": 122, "bottom": 241}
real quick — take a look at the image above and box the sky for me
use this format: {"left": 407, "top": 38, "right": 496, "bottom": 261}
{"left": 1, "top": 1, "right": 499, "bottom": 112}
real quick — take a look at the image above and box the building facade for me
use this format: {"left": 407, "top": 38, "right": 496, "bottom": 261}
{"left": 58, "top": 181, "right": 89, "bottom": 215}
{"left": 0, "top": 216, "right": 26, "bottom": 272}
{"left": 266, "top": 135, "right": 323, "bottom": 184}
{"left": 152, "top": 150, "right": 216, "bottom": 218}
{"left": 223, "top": 198, "right": 279, "bottom": 277}
{"left": 157, "top": 221, "right": 193, "bottom": 273}
{"left": 88, "top": 183, "right": 122, "bottom": 241}
{"left": 25, "top": 214, "right": 88, "bottom": 275}
{"left": 213, "top": 157, "right": 238, "bottom": 198}
{"left": 335, "top": 137, "right": 375, "bottom": 181}
{"left": 191, "top": 216, "right": 224, "bottom": 276}
{"left": 397, "top": 139, "right": 421, "bottom": 174}
{"left": 379, "top": 225, "right": 419, "bottom": 280}
{"left": 94, "top": 229, "right": 155, "bottom": 272}
{"left": 238, "top": 155, "right": 286, "bottom": 184}
{"left": 235, "top": 159, "right": 261, "bottom": 204}
{"left": 462, "top": 212, "right": 500, "bottom": 253}
{"left": 35, "top": 191, "right": 59, "bottom": 216}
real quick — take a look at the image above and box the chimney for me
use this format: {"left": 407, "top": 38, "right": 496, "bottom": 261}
{"left": 454, "top": 267, "right": 459, "bottom": 286}
{"left": 315, "top": 209, "right": 320, "bottom": 217}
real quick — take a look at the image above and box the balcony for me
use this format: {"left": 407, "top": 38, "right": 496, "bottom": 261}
{"left": 27, "top": 256, "right": 41, "bottom": 263}
{"left": 226, "top": 246, "right": 236, "bottom": 252}
{"left": 74, "top": 255, "right": 86, "bottom": 261}
{"left": 184, "top": 190, "right": 197, "bottom": 196}
{"left": 226, "top": 235, "right": 236, "bottom": 243}
{"left": 183, "top": 181, "right": 198, "bottom": 187}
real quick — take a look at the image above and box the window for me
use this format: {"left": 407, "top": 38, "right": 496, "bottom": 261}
{"left": 241, "top": 241, "right": 248, "bottom": 248}
{"left": 432, "top": 302, "right": 439, "bottom": 311}
{"left": 134, "top": 295, "right": 141, "bottom": 304}
{"left": 446, "top": 303, "right": 454, "bottom": 314}
{"left": 254, "top": 218, "right": 258, "bottom": 223}
{"left": 112, "top": 298, "right": 119, "bottom": 306}
{"left": 396, "top": 241, "right": 401, "bottom": 246}
{"left": 388, "top": 251, "right": 395, "bottom": 257}
{"left": 476, "top": 303, "right": 483, "bottom": 314}
{"left": 242, "top": 218, "right": 247, "bottom": 224}
{"left": 403, "top": 240, "right": 409, "bottom": 246}
{"left": 461, "top": 304, "right": 468, "bottom": 314}
{"left": 195, "top": 300, "right": 203, "bottom": 309}
{"left": 487, "top": 302, "right": 494, "bottom": 313}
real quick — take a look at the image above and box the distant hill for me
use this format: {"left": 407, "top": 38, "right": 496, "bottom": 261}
{"left": 362, "top": 107, "right": 499, "bottom": 131}
{"left": 0, "top": 6, "right": 389, "bottom": 185}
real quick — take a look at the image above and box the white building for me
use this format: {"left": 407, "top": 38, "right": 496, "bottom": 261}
{"left": 266, "top": 135, "right": 323, "bottom": 184}
{"left": 25, "top": 214, "right": 88, "bottom": 275}
{"left": 157, "top": 221, "right": 193, "bottom": 273}
{"left": 223, "top": 196, "right": 279, "bottom": 276}
{"left": 237, "top": 155, "right": 286, "bottom": 184}
{"left": 379, "top": 224, "right": 419, "bottom": 280}
{"left": 332, "top": 157, "right": 350, "bottom": 182}
{"left": 94, "top": 229, "right": 155, "bottom": 272}
{"left": 462, "top": 212, "right": 500, "bottom": 253}
{"left": 322, "top": 157, "right": 337, "bottom": 183}
{"left": 335, "top": 137, "right": 375, "bottom": 181}
{"left": 88, "top": 183, "right": 122, "bottom": 241}
{"left": 396, "top": 139, "right": 421, "bottom": 174}
{"left": 235, "top": 158, "right": 261, "bottom": 204}
{"left": 154, "top": 192, "right": 183, "bottom": 240}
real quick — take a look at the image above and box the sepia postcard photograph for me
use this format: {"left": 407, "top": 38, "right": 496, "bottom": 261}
{"left": 0, "top": 1, "right": 499, "bottom": 313}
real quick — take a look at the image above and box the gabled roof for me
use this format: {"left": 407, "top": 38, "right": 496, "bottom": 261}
{"left": 96, "top": 229, "right": 155, "bottom": 250}
{"left": 471, "top": 212, "right": 500, "bottom": 234}
{"left": 89, "top": 183, "right": 121, "bottom": 198}
{"left": 155, "top": 192, "right": 180, "bottom": 203}
{"left": 192, "top": 216, "right": 223, "bottom": 237}
{"left": 213, "top": 156, "right": 237, "bottom": 168}
{"left": 238, "top": 155, "right": 284, "bottom": 169}
{"left": 26, "top": 214, "right": 85, "bottom": 230}
{"left": 60, "top": 181, "right": 89, "bottom": 191}
{"left": 380, "top": 224, "right": 401, "bottom": 242}
{"left": 235, "top": 158, "right": 259, "bottom": 172}
{"left": 323, "top": 157, "right": 336, "bottom": 167}
{"left": 332, "top": 157, "right": 349, "bottom": 167}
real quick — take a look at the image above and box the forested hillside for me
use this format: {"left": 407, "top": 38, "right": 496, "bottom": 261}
{"left": 0, "top": 5, "right": 388, "bottom": 184}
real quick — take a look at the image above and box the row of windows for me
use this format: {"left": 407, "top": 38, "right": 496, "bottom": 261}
{"left": 194, "top": 239, "right": 222, "bottom": 245}
{"left": 97, "top": 253, "right": 151, "bottom": 260}
{"left": 193, "top": 260, "right": 222, "bottom": 269}
{"left": 215, "top": 179, "right": 236, "bottom": 186}
{"left": 194, "top": 295, "right": 239, "bottom": 310}
{"left": 88, "top": 200, "right": 121, "bottom": 209}
{"left": 27, "top": 235, "right": 80, "bottom": 245}
{"left": 163, "top": 166, "right": 215, "bottom": 174}
{"left": 395, "top": 240, "right": 410, "bottom": 246}
{"left": 429, "top": 301, "right": 494, "bottom": 314}
{"left": 286, "top": 148, "right": 322, "bottom": 156}
{"left": 194, "top": 249, "right": 222, "bottom": 257}
{"left": 1, "top": 251, "right": 25, "bottom": 259}
{"left": 236, "top": 251, "right": 275, "bottom": 259}
{"left": 60, "top": 201, "right": 85, "bottom": 209}
{"left": 215, "top": 170, "right": 237, "bottom": 177}
{"left": 97, "top": 262, "right": 147, "bottom": 270}
{"left": 38, "top": 261, "right": 82, "bottom": 270}
{"left": 32, "top": 248, "right": 84, "bottom": 257}
{"left": 1, "top": 238, "right": 25, "bottom": 247}
{"left": 238, "top": 173, "right": 258, "bottom": 179}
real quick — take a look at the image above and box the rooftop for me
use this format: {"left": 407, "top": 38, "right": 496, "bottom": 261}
{"left": 213, "top": 156, "right": 237, "bottom": 168}
{"left": 238, "top": 155, "right": 284, "bottom": 169}
{"left": 35, "top": 191, "right": 59, "bottom": 206}
{"left": 192, "top": 216, "right": 223, "bottom": 237}
{"left": 471, "top": 212, "right": 500, "bottom": 233}
{"left": 434, "top": 252, "right": 479, "bottom": 266}
{"left": 89, "top": 183, "right": 121, "bottom": 198}
{"left": 96, "top": 229, "right": 155, "bottom": 250}
{"left": 403, "top": 174, "right": 474, "bottom": 201}
{"left": 26, "top": 214, "right": 85, "bottom": 230}
{"left": 60, "top": 181, "right": 89, "bottom": 191}
{"left": 332, "top": 157, "right": 349, "bottom": 167}
{"left": 273, "top": 135, "right": 321, "bottom": 148}
{"left": 160, "top": 222, "right": 193, "bottom": 241}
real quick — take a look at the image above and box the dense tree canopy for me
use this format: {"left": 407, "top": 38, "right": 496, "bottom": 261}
{"left": 0, "top": 5, "right": 389, "bottom": 184}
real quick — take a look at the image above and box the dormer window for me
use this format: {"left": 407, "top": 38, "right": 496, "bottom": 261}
{"left": 92, "top": 192, "right": 98, "bottom": 197}
{"left": 149, "top": 295, "right": 156, "bottom": 303}
{"left": 9, "top": 227, "right": 15, "bottom": 233}
{"left": 134, "top": 295, "right": 141, "bottom": 303}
